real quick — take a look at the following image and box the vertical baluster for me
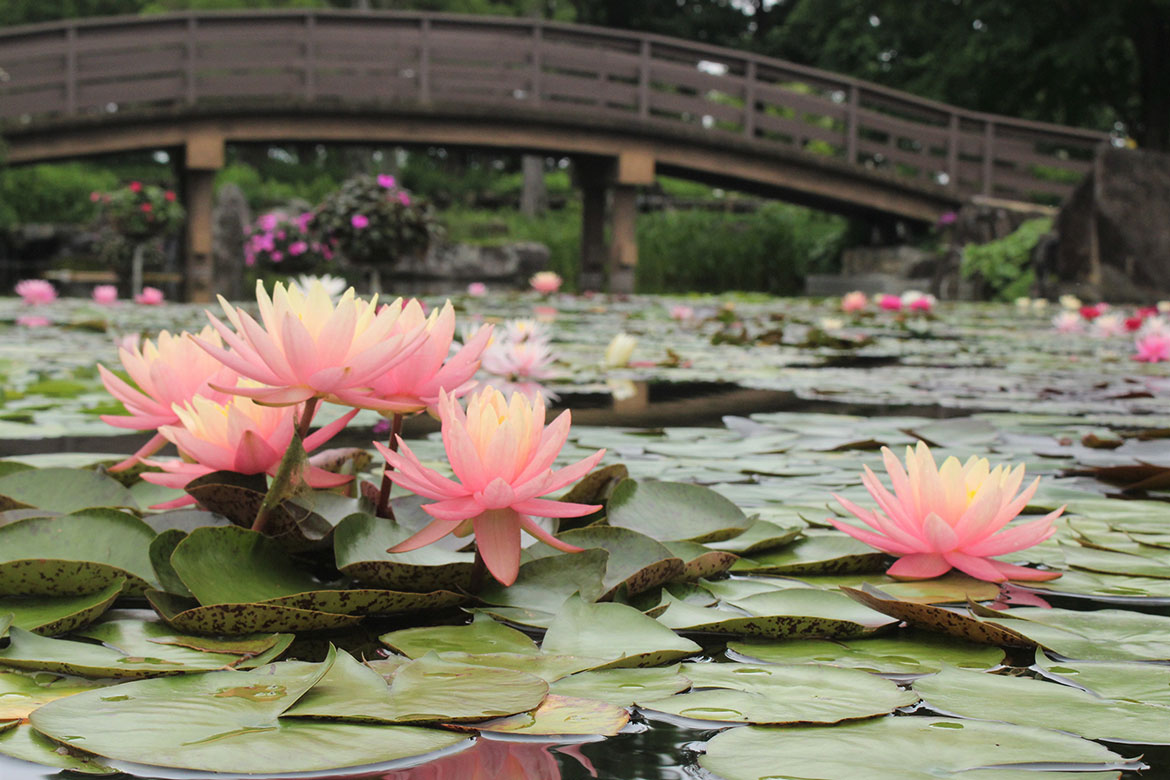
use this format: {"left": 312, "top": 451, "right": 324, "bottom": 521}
{"left": 530, "top": 22, "right": 542, "bottom": 105}
{"left": 982, "top": 119, "right": 995, "bottom": 195}
{"left": 845, "top": 83, "right": 859, "bottom": 164}
{"left": 947, "top": 113, "right": 959, "bottom": 188}
{"left": 743, "top": 59, "right": 756, "bottom": 140}
{"left": 304, "top": 13, "right": 316, "bottom": 101}
{"left": 185, "top": 16, "right": 197, "bottom": 104}
{"left": 64, "top": 26, "right": 76, "bottom": 114}
{"left": 638, "top": 39, "right": 650, "bottom": 118}
{"left": 419, "top": 17, "right": 431, "bottom": 102}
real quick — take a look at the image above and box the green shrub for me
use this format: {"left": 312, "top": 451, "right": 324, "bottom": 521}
{"left": 0, "top": 163, "right": 119, "bottom": 227}
{"left": 215, "top": 164, "right": 337, "bottom": 211}
{"left": 961, "top": 217, "right": 1052, "bottom": 301}
{"left": 441, "top": 206, "right": 581, "bottom": 287}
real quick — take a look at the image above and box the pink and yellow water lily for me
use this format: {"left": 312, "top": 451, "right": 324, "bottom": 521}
{"left": 829, "top": 442, "right": 1063, "bottom": 582}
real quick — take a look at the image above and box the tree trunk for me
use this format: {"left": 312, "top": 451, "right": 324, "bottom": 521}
{"left": 519, "top": 155, "right": 547, "bottom": 216}
{"left": 1127, "top": 2, "right": 1170, "bottom": 151}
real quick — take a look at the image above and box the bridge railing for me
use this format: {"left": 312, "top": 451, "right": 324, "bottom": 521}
{"left": 0, "top": 10, "right": 1108, "bottom": 203}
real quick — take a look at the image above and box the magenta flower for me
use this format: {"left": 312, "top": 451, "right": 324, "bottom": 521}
{"left": 16, "top": 315, "right": 51, "bottom": 327}
{"left": 288, "top": 241, "right": 308, "bottom": 256}
{"left": 1134, "top": 332, "right": 1170, "bottom": 362}
{"left": 135, "top": 287, "right": 165, "bottom": 305}
{"left": 92, "top": 285, "right": 118, "bottom": 305}
{"left": 15, "top": 279, "right": 57, "bottom": 305}
{"left": 351, "top": 214, "right": 370, "bottom": 229}
{"left": 830, "top": 443, "right": 1064, "bottom": 582}
{"left": 878, "top": 294, "right": 902, "bottom": 311}
{"left": 467, "top": 282, "right": 488, "bottom": 297}
{"left": 377, "top": 174, "right": 397, "bottom": 189}
{"left": 375, "top": 388, "right": 606, "bottom": 585}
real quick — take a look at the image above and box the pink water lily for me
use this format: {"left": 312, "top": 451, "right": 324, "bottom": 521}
{"left": 196, "top": 280, "right": 426, "bottom": 407}
{"left": 365, "top": 300, "right": 493, "bottom": 415}
{"left": 15, "top": 279, "right": 56, "bottom": 305}
{"left": 530, "top": 271, "right": 562, "bottom": 295}
{"left": 141, "top": 392, "right": 356, "bottom": 508}
{"left": 375, "top": 387, "right": 606, "bottom": 586}
{"left": 1134, "top": 332, "right": 1170, "bottom": 363}
{"left": 829, "top": 442, "right": 1064, "bottom": 582}
{"left": 840, "top": 291, "right": 867, "bottom": 313}
{"left": 99, "top": 327, "right": 238, "bottom": 470}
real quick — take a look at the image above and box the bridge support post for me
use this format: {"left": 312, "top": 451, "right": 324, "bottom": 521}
{"left": 180, "top": 132, "right": 225, "bottom": 303}
{"left": 608, "top": 151, "right": 655, "bottom": 295}
{"left": 577, "top": 157, "right": 608, "bottom": 292}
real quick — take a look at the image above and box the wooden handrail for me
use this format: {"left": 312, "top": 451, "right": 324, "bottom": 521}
{"left": 0, "top": 10, "right": 1109, "bottom": 202}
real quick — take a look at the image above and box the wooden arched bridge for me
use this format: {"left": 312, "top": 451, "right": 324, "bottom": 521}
{"left": 0, "top": 10, "right": 1109, "bottom": 297}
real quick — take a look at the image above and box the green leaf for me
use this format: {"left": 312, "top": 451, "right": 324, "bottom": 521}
{"left": 73, "top": 618, "right": 291, "bottom": 669}
{"left": 0, "top": 724, "right": 113, "bottom": 774}
{"left": 542, "top": 597, "right": 701, "bottom": 668}
{"left": 729, "top": 630, "right": 1005, "bottom": 674}
{"left": 700, "top": 717, "right": 1126, "bottom": 780}
{"left": 0, "top": 510, "right": 158, "bottom": 593}
{"left": 550, "top": 666, "right": 690, "bottom": 706}
{"left": 1037, "top": 653, "right": 1170, "bottom": 705}
{"left": 334, "top": 511, "right": 475, "bottom": 592}
{"left": 284, "top": 651, "right": 549, "bottom": 724}
{"left": 913, "top": 665, "right": 1170, "bottom": 744}
{"left": 0, "top": 669, "right": 108, "bottom": 720}
{"left": 479, "top": 550, "right": 610, "bottom": 613}
{"left": 149, "top": 528, "right": 192, "bottom": 598}
{"left": 381, "top": 614, "right": 540, "bottom": 657}
{"left": 734, "top": 533, "right": 888, "bottom": 575}
{"left": 0, "top": 578, "right": 123, "bottom": 635}
{"left": 706, "top": 519, "right": 803, "bottom": 554}
{"left": 0, "top": 468, "right": 136, "bottom": 514}
{"left": 146, "top": 590, "right": 362, "bottom": 635}
{"left": 657, "top": 587, "right": 893, "bottom": 640}
{"left": 545, "top": 526, "right": 686, "bottom": 597}
{"left": 606, "top": 478, "right": 754, "bottom": 543}
{"left": 471, "top": 693, "right": 630, "bottom": 736}
{"left": 980, "top": 606, "right": 1170, "bottom": 661}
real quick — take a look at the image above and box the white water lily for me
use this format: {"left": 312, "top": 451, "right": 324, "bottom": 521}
{"left": 604, "top": 333, "right": 637, "bottom": 367}
{"left": 293, "top": 274, "right": 348, "bottom": 301}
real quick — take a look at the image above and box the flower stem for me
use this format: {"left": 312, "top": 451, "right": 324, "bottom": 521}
{"left": 375, "top": 412, "right": 404, "bottom": 520}
{"left": 253, "top": 397, "right": 318, "bottom": 535}
{"left": 295, "top": 397, "right": 320, "bottom": 440}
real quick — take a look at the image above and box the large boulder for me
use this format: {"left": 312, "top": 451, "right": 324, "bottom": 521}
{"left": 1046, "top": 147, "right": 1170, "bottom": 302}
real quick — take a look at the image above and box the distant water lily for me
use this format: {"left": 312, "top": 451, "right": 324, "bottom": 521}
{"left": 878, "top": 294, "right": 902, "bottom": 311}
{"left": 840, "top": 291, "right": 867, "bottom": 313}
{"left": 1052, "top": 311, "right": 1083, "bottom": 333}
{"left": 135, "top": 287, "right": 165, "bottom": 305}
{"left": 1091, "top": 313, "right": 1125, "bottom": 338}
{"left": 902, "top": 291, "right": 935, "bottom": 313}
{"left": 92, "top": 285, "right": 118, "bottom": 305}
{"left": 1134, "top": 332, "right": 1170, "bottom": 363}
{"left": 375, "top": 387, "right": 605, "bottom": 586}
{"left": 293, "top": 274, "right": 348, "bottom": 301}
{"left": 829, "top": 442, "right": 1064, "bottom": 582}
{"left": 466, "top": 281, "right": 487, "bottom": 297}
{"left": 530, "top": 271, "right": 562, "bottom": 295}
{"left": 15, "top": 279, "right": 57, "bottom": 305}
{"left": 604, "top": 333, "right": 638, "bottom": 367}
{"left": 16, "top": 314, "right": 51, "bottom": 327}
{"left": 1059, "top": 294, "right": 1082, "bottom": 310}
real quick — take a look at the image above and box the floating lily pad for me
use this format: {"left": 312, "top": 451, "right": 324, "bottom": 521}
{"left": 706, "top": 520, "right": 803, "bottom": 554}
{"left": 285, "top": 651, "right": 548, "bottom": 724}
{"left": 1037, "top": 654, "right": 1170, "bottom": 705}
{"left": 148, "top": 529, "right": 191, "bottom": 598}
{"left": 734, "top": 534, "right": 888, "bottom": 575}
{"left": 0, "top": 468, "right": 136, "bottom": 514}
{"left": 700, "top": 717, "right": 1129, "bottom": 780}
{"left": 0, "top": 560, "right": 127, "bottom": 598}
{"left": 146, "top": 590, "right": 361, "bottom": 635}
{"left": 422, "top": 652, "right": 605, "bottom": 683}
{"left": 1, "top": 578, "right": 123, "bottom": 635}
{"left": 977, "top": 606, "right": 1170, "bottom": 661}
{"left": 545, "top": 527, "right": 686, "bottom": 597}
{"left": 31, "top": 648, "right": 470, "bottom": 773}
{"left": 334, "top": 512, "right": 475, "bottom": 592}
{"left": 381, "top": 614, "right": 539, "bottom": 657}
{"left": 606, "top": 478, "right": 754, "bottom": 543}
{"left": 73, "top": 618, "right": 291, "bottom": 669}
{"left": 0, "top": 724, "right": 113, "bottom": 774}
{"left": 913, "top": 665, "right": 1170, "bottom": 744}
{"left": 470, "top": 694, "right": 629, "bottom": 737}
{"left": 550, "top": 666, "right": 691, "bottom": 706}
{"left": 657, "top": 594, "right": 885, "bottom": 640}
{"left": 661, "top": 541, "right": 739, "bottom": 580}
{"left": 842, "top": 585, "right": 1034, "bottom": 647}
{"left": 479, "top": 550, "right": 610, "bottom": 613}
{"left": 729, "top": 630, "right": 1005, "bottom": 674}
{"left": 0, "top": 511, "right": 158, "bottom": 593}
{"left": 0, "top": 670, "right": 107, "bottom": 719}
{"left": 542, "top": 597, "right": 701, "bottom": 668}
{"left": 793, "top": 572, "right": 1001, "bottom": 604}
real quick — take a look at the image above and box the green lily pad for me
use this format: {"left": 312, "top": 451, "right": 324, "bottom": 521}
{"left": 334, "top": 512, "right": 475, "bottom": 592}
{"left": 729, "top": 630, "right": 1005, "bottom": 674}
{"left": 149, "top": 529, "right": 192, "bottom": 598}
{"left": 1023, "top": 569, "right": 1170, "bottom": 602}
{"left": 550, "top": 666, "right": 691, "bottom": 706}
{"left": 73, "top": 618, "right": 292, "bottom": 669}
{"left": 284, "top": 650, "right": 549, "bottom": 723}
{"left": 542, "top": 597, "right": 701, "bottom": 668}
{"left": 700, "top": 717, "right": 1128, "bottom": 780}
{"left": 545, "top": 527, "right": 686, "bottom": 597}
{"left": 470, "top": 694, "right": 629, "bottom": 736}
{"left": 978, "top": 606, "right": 1170, "bottom": 661}
{"left": 421, "top": 652, "right": 605, "bottom": 683}
{"left": 794, "top": 572, "right": 1002, "bottom": 604}
{"left": 0, "top": 724, "right": 114, "bottom": 774}
{"left": 662, "top": 541, "right": 739, "bottom": 580}
{"left": 0, "top": 560, "right": 127, "bottom": 598}
{"left": 1, "top": 578, "right": 123, "bottom": 635}
{"left": 0, "top": 614, "right": 9, "bottom": 639}
{"left": 146, "top": 590, "right": 361, "bottom": 635}
{"left": 479, "top": 550, "right": 610, "bottom": 613}
{"left": 657, "top": 595, "right": 884, "bottom": 640}
{"left": 183, "top": 470, "right": 335, "bottom": 552}
{"left": 734, "top": 534, "right": 888, "bottom": 575}
{"left": 913, "top": 665, "right": 1170, "bottom": 744}
{"left": 1037, "top": 654, "right": 1170, "bottom": 705}
{"left": 606, "top": 478, "right": 754, "bottom": 543}
{"left": 0, "top": 669, "right": 107, "bottom": 720}
{"left": 706, "top": 520, "right": 803, "bottom": 554}
{"left": 31, "top": 648, "right": 470, "bottom": 773}
{"left": 0, "top": 511, "right": 158, "bottom": 593}
{"left": 0, "top": 468, "right": 136, "bottom": 514}
{"left": 381, "top": 614, "right": 539, "bottom": 657}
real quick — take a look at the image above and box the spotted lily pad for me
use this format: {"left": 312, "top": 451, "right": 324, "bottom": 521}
{"left": 334, "top": 511, "right": 475, "bottom": 592}
{"left": 182, "top": 470, "right": 335, "bottom": 552}
{"left": 0, "top": 511, "right": 158, "bottom": 593}
{"left": 729, "top": 630, "right": 1005, "bottom": 674}
{"left": 542, "top": 597, "right": 701, "bottom": 668}
{"left": 479, "top": 550, "right": 610, "bottom": 613}
{"left": 1, "top": 578, "right": 123, "bottom": 635}
{"left": 842, "top": 585, "right": 1034, "bottom": 647}
{"left": 734, "top": 533, "right": 889, "bottom": 575}
{"left": 0, "top": 724, "right": 114, "bottom": 774}
{"left": 538, "top": 527, "right": 686, "bottom": 597}
{"left": 0, "top": 468, "right": 136, "bottom": 514}
{"left": 913, "top": 665, "right": 1170, "bottom": 744}
{"left": 706, "top": 520, "right": 803, "bottom": 554}
{"left": 661, "top": 541, "right": 739, "bottom": 580}
{"left": 146, "top": 590, "right": 362, "bottom": 635}
{"left": 284, "top": 650, "right": 549, "bottom": 723}
{"left": 73, "top": 618, "right": 292, "bottom": 668}
{"left": 606, "top": 478, "right": 754, "bottom": 543}
{"left": 700, "top": 717, "right": 1130, "bottom": 780}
